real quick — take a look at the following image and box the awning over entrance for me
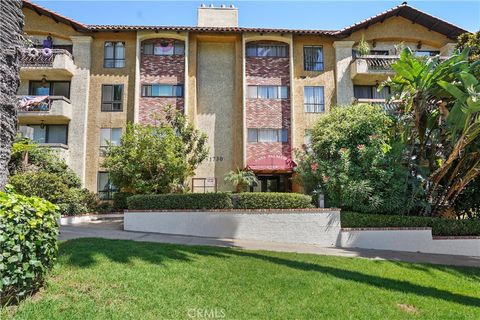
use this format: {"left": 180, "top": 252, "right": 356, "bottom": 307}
{"left": 247, "top": 155, "right": 296, "bottom": 172}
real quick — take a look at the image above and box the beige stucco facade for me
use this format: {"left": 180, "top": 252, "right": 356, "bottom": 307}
{"left": 18, "top": 2, "right": 465, "bottom": 195}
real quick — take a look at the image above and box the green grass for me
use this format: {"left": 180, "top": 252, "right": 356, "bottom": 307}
{"left": 2, "top": 238, "right": 480, "bottom": 319}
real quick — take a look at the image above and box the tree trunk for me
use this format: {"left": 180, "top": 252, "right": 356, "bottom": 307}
{"left": 0, "top": 0, "right": 23, "bottom": 190}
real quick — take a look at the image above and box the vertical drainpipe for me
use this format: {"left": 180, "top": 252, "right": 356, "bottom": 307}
{"left": 242, "top": 33, "right": 247, "bottom": 168}
{"left": 184, "top": 31, "right": 189, "bottom": 117}
{"left": 134, "top": 32, "right": 141, "bottom": 123}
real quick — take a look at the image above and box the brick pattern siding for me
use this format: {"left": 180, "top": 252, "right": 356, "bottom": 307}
{"left": 139, "top": 38, "right": 185, "bottom": 125}
{"left": 245, "top": 42, "right": 292, "bottom": 168}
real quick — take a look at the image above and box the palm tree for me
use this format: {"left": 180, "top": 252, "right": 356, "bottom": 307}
{"left": 224, "top": 168, "right": 258, "bottom": 193}
{"left": 0, "top": 0, "right": 23, "bottom": 190}
{"left": 384, "top": 48, "right": 480, "bottom": 215}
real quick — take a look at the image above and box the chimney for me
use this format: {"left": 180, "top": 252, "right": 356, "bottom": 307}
{"left": 197, "top": 4, "right": 238, "bottom": 27}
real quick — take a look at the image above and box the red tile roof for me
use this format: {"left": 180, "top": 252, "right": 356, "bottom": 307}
{"left": 22, "top": 1, "right": 468, "bottom": 39}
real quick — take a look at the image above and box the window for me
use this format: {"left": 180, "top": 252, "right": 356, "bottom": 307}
{"left": 29, "top": 81, "right": 71, "bottom": 98}
{"left": 247, "top": 129, "right": 288, "bottom": 143}
{"left": 354, "top": 85, "right": 390, "bottom": 99}
{"left": 304, "top": 46, "right": 324, "bottom": 71}
{"left": 141, "top": 84, "right": 184, "bottom": 97}
{"left": 246, "top": 43, "right": 288, "bottom": 57}
{"left": 369, "top": 50, "right": 390, "bottom": 56}
{"left": 100, "top": 128, "right": 122, "bottom": 154}
{"left": 247, "top": 86, "right": 288, "bottom": 99}
{"left": 104, "top": 41, "right": 125, "bottom": 68}
{"left": 101, "top": 85, "right": 123, "bottom": 111}
{"left": 304, "top": 86, "right": 324, "bottom": 113}
{"left": 142, "top": 40, "right": 185, "bottom": 56}
{"left": 415, "top": 50, "right": 440, "bottom": 57}
{"left": 28, "top": 124, "right": 68, "bottom": 144}
{"left": 97, "top": 172, "right": 118, "bottom": 200}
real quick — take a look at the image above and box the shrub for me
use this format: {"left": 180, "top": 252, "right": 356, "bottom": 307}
{"left": 235, "top": 193, "right": 314, "bottom": 209}
{"left": 113, "top": 192, "right": 133, "bottom": 211}
{"left": 341, "top": 212, "right": 480, "bottom": 237}
{"left": 0, "top": 191, "right": 60, "bottom": 304}
{"left": 296, "top": 104, "right": 425, "bottom": 215}
{"left": 127, "top": 193, "right": 233, "bottom": 210}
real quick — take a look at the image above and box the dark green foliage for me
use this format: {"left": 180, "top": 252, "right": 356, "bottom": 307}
{"left": 113, "top": 192, "right": 133, "bottom": 211}
{"left": 341, "top": 212, "right": 480, "bottom": 236}
{"left": 0, "top": 191, "right": 59, "bottom": 304}
{"left": 8, "top": 139, "right": 99, "bottom": 215}
{"left": 296, "top": 104, "right": 423, "bottom": 215}
{"left": 454, "top": 178, "right": 480, "bottom": 219}
{"left": 127, "top": 193, "right": 233, "bottom": 210}
{"left": 235, "top": 193, "right": 314, "bottom": 209}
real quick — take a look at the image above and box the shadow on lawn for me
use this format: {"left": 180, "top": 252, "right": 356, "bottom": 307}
{"left": 60, "top": 238, "right": 480, "bottom": 308}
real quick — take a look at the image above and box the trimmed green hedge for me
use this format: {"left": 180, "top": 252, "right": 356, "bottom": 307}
{"left": 0, "top": 191, "right": 60, "bottom": 305}
{"left": 127, "top": 193, "right": 233, "bottom": 210}
{"left": 341, "top": 211, "right": 480, "bottom": 237}
{"left": 235, "top": 193, "right": 314, "bottom": 209}
{"left": 113, "top": 192, "right": 133, "bottom": 211}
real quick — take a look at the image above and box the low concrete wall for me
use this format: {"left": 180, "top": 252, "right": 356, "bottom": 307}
{"left": 124, "top": 210, "right": 341, "bottom": 246}
{"left": 339, "top": 229, "right": 480, "bottom": 257}
{"left": 59, "top": 213, "right": 123, "bottom": 226}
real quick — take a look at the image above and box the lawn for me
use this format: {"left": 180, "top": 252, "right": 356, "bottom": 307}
{"left": 2, "top": 239, "right": 480, "bottom": 320}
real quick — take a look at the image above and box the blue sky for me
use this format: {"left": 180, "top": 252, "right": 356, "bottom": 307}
{"left": 33, "top": 1, "right": 479, "bottom": 32}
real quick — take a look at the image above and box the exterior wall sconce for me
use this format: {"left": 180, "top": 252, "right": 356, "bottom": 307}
{"left": 417, "top": 41, "right": 422, "bottom": 49}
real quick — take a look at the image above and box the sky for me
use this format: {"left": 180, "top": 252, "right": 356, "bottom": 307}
{"left": 33, "top": 0, "right": 479, "bottom": 32}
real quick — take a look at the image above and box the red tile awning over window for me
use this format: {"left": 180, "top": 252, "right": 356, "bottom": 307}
{"left": 247, "top": 155, "right": 296, "bottom": 171}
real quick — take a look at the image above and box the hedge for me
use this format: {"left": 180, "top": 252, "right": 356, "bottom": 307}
{"left": 127, "top": 193, "right": 233, "bottom": 210}
{"left": 235, "top": 192, "right": 314, "bottom": 209}
{"left": 0, "top": 191, "right": 60, "bottom": 305}
{"left": 113, "top": 192, "right": 133, "bottom": 211}
{"left": 341, "top": 211, "right": 480, "bottom": 237}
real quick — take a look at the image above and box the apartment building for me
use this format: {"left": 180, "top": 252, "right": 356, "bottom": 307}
{"left": 18, "top": 1, "right": 467, "bottom": 197}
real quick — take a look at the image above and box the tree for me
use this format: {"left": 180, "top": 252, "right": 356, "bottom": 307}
{"left": 295, "top": 104, "right": 422, "bottom": 214}
{"left": 384, "top": 48, "right": 480, "bottom": 216}
{"left": 456, "top": 31, "right": 480, "bottom": 76}
{"left": 224, "top": 168, "right": 258, "bottom": 193}
{"left": 0, "top": 0, "right": 23, "bottom": 190}
{"left": 103, "top": 107, "right": 208, "bottom": 194}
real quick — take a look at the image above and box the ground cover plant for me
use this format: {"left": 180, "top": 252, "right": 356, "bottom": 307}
{"left": 2, "top": 238, "right": 479, "bottom": 319}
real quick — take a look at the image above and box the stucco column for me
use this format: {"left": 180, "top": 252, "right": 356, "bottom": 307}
{"left": 333, "top": 41, "right": 355, "bottom": 106}
{"left": 440, "top": 43, "right": 457, "bottom": 56}
{"left": 69, "top": 36, "right": 92, "bottom": 185}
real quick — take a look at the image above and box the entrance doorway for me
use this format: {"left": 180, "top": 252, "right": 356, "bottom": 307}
{"left": 250, "top": 174, "right": 292, "bottom": 193}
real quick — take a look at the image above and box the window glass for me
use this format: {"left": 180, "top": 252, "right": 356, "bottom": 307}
{"left": 47, "top": 125, "right": 67, "bottom": 144}
{"left": 258, "top": 129, "right": 278, "bottom": 142}
{"left": 142, "top": 85, "right": 183, "bottom": 97}
{"left": 247, "top": 129, "right": 258, "bottom": 142}
{"left": 248, "top": 86, "right": 288, "bottom": 99}
{"left": 30, "top": 125, "right": 46, "bottom": 143}
{"left": 247, "top": 86, "right": 257, "bottom": 98}
{"left": 246, "top": 44, "right": 288, "bottom": 57}
{"left": 174, "top": 42, "right": 185, "bottom": 55}
{"left": 155, "top": 43, "right": 174, "bottom": 55}
{"left": 304, "top": 86, "right": 324, "bottom": 113}
{"left": 100, "top": 129, "right": 110, "bottom": 148}
{"left": 97, "top": 172, "right": 117, "bottom": 200}
{"left": 281, "top": 129, "right": 289, "bottom": 143}
{"left": 52, "top": 82, "right": 70, "bottom": 98}
{"left": 158, "top": 85, "right": 173, "bottom": 96}
{"left": 104, "top": 42, "right": 114, "bottom": 59}
{"left": 143, "top": 43, "right": 154, "bottom": 55}
{"left": 304, "top": 46, "right": 324, "bottom": 71}
{"left": 279, "top": 86, "right": 288, "bottom": 99}
{"left": 104, "top": 41, "right": 125, "bottom": 68}
{"left": 100, "top": 128, "right": 122, "bottom": 149}
{"left": 102, "top": 85, "right": 123, "bottom": 111}
{"left": 247, "top": 129, "right": 288, "bottom": 143}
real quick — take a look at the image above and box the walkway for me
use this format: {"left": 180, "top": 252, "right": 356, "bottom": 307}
{"left": 59, "top": 216, "right": 480, "bottom": 268}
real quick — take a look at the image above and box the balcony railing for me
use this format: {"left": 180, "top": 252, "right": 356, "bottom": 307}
{"left": 17, "top": 95, "right": 72, "bottom": 120}
{"left": 355, "top": 98, "right": 401, "bottom": 113}
{"left": 20, "top": 48, "right": 74, "bottom": 68}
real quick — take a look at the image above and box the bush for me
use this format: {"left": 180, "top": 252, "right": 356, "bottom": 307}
{"left": 0, "top": 191, "right": 60, "bottom": 304}
{"left": 341, "top": 212, "right": 480, "bottom": 237}
{"left": 235, "top": 193, "right": 314, "bottom": 209}
{"left": 9, "top": 172, "right": 99, "bottom": 216}
{"left": 112, "top": 192, "right": 133, "bottom": 211}
{"left": 127, "top": 193, "right": 233, "bottom": 210}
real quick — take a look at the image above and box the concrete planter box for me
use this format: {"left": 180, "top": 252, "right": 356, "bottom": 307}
{"left": 339, "top": 229, "right": 480, "bottom": 257}
{"left": 124, "top": 210, "right": 341, "bottom": 246}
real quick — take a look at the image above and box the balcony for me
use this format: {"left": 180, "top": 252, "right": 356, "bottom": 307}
{"left": 350, "top": 55, "right": 398, "bottom": 81}
{"left": 20, "top": 49, "right": 76, "bottom": 77}
{"left": 354, "top": 98, "right": 401, "bottom": 113}
{"left": 17, "top": 96, "right": 72, "bottom": 121}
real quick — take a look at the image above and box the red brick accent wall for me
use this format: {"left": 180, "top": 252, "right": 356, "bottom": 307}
{"left": 139, "top": 38, "right": 185, "bottom": 125}
{"left": 245, "top": 42, "right": 292, "bottom": 168}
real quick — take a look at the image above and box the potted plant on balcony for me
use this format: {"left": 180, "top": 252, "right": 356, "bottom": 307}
{"left": 356, "top": 36, "right": 371, "bottom": 56}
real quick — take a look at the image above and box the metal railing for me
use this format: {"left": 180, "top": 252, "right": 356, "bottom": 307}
{"left": 17, "top": 95, "right": 71, "bottom": 112}
{"left": 353, "top": 55, "right": 399, "bottom": 72}
{"left": 355, "top": 98, "right": 401, "bottom": 113}
{"left": 20, "top": 48, "right": 73, "bottom": 67}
